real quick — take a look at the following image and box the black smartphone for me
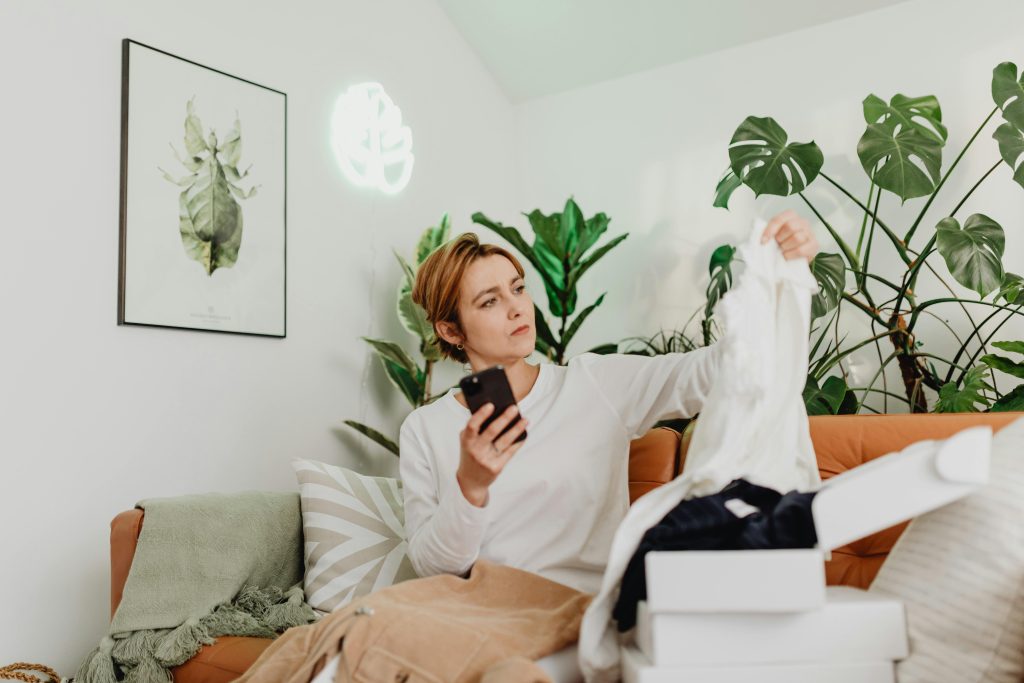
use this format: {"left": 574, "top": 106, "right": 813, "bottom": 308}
{"left": 458, "top": 365, "right": 527, "bottom": 444}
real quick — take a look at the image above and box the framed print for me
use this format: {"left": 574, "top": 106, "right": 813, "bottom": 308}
{"left": 118, "top": 39, "right": 286, "bottom": 337}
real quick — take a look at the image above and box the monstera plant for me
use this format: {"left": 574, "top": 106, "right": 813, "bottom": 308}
{"left": 472, "top": 198, "right": 627, "bottom": 364}
{"left": 710, "top": 61, "right": 1024, "bottom": 414}
{"left": 160, "top": 98, "right": 257, "bottom": 275}
{"left": 344, "top": 215, "right": 452, "bottom": 456}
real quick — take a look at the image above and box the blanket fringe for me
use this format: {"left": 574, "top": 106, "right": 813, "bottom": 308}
{"left": 75, "top": 585, "right": 316, "bottom": 682}
{"left": 74, "top": 637, "right": 116, "bottom": 683}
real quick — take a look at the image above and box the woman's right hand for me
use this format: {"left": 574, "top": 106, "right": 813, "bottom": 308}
{"left": 456, "top": 403, "right": 529, "bottom": 507}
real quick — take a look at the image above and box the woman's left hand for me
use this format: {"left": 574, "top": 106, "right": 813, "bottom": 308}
{"left": 760, "top": 210, "right": 819, "bottom": 262}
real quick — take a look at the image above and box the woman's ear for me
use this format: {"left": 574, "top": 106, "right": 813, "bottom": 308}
{"left": 435, "top": 321, "right": 463, "bottom": 347}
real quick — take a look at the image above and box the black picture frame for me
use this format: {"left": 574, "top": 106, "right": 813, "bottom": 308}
{"left": 118, "top": 39, "right": 287, "bottom": 338}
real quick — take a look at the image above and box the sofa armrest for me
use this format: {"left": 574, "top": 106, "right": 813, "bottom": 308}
{"left": 110, "top": 508, "right": 144, "bottom": 619}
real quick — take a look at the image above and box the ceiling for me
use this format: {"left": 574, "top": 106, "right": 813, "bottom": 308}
{"left": 436, "top": 0, "right": 910, "bottom": 102}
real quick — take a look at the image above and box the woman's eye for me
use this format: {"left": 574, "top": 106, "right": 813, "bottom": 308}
{"left": 515, "top": 285, "right": 526, "bottom": 293}
{"left": 482, "top": 298, "right": 496, "bottom": 307}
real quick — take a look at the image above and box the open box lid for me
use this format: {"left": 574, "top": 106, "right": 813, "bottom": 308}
{"left": 811, "top": 425, "right": 992, "bottom": 551}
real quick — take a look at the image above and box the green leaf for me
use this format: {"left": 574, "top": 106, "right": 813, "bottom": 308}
{"left": 992, "top": 340, "right": 1024, "bottom": 355}
{"left": 862, "top": 94, "right": 947, "bottom": 143}
{"left": 566, "top": 234, "right": 628, "bottom": 292}
{"left": 804, "top": 376, "right": 840, "bottom": 415}
{"left": 809, "top": 253, "right": 846, "bottom": 319}
{"left": 704, "top": 244, "right": 736, "bottom": 317}
{"left": 472, "top": 212, "right": 561, "bottom": 296}
{"left": 559, "top": 198, "right": 583, "bottom": 263}
{"left": 526, "top": 208, "right": 565, "bottom": 261}
{"left": 713, "top": 168, "right": 743, "bottom": 209}
{"left": 562, "top": 293, "right": 606, "bottom": 350}
{"left": 993, "top": 121, "right": 1024, "bottom": 191}
{"left": 532, "top": 304, "right": 558, "bottom": 350}
{"left": 362, "top": 338, "right": 418, "bottom": 376}
{"left": 533, "top": 236, "right": 572, "bottom": 316}
{"left": 857, "top": 94, "right": 944, "bottom": 201}
{"left": 587, "top": 343, "right": 619, "bottom": 355}
{"left": 577, "top": 212, "right": 610, "bottom": 262}
{"left": 415, "top": 214, "right": 451, "bottom": 264}
{"left": 382, "top": 358, "right": 424, "bottom": 407}
{"left": 728, "top": 116, "right": 823, "bottom": 197}
{"left": 980, "top": 353, "right": 1024, "bottom": 379}
{"left": 934, "top": 366, "right": 993, "bottom": 413}
{"left": 991, "top": 383, "right": 1024, "bottom": 412}
{"left": 998, "top": 272, "right": 1024, "bottom": 304}
{"left": 935, "top": 214, "right": 1006, "bottom": 298}
{"left": 992, "top": 62, "right": 1024, "bottom": 131}
{"left": 343, "top": 420, "right": 399, "bottom": 456}
{"left": 394, "top": 251, "right": 436, "bottom": 348}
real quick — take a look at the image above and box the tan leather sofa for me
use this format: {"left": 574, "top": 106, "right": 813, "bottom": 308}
{"left": 108, "top": 412, "right": 1022, "bottom": 682}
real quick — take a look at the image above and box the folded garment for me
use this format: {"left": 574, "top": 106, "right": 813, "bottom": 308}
{"left": 612, "top": 478, "right": 818, "bottom": 631}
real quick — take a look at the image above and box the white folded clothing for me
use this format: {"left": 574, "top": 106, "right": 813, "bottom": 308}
{"left": 636, "top": 586, "right": 907, "bottom": 667}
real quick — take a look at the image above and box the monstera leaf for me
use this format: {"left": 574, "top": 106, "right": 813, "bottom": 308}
{"left": 934, "top": 365, "right": 993, "bottom": 413}
{"left": 161, "top": 99, "right": 257, "bottom": 276}
{"left": 728, "top": 116, "right": 823, "bottom": 197}
{"left": 713, "top": 168, "right": 743, "bottom": 209}
{"left": 992, "top": 62, "right": 1024, "bottom": 130}
{"left": 993, "top": 122, "right": 1024, "bottom": 190}
{"left": 704, "top": 244, "right": 736, "bottom": 317}
{"left": 810, "top": 253, "right": 846, "bottom": 319}
{"left": 857, "top": 93, "right": 945, "bottom": 202}
{"left": 998, "top": 272, "right": 1023, "bottom": 304}
{"left": 804, "top": 375, "right": 857, "bottom": 416}
{"left": 935, "top": 214, "right": 1006, "bottom": 298}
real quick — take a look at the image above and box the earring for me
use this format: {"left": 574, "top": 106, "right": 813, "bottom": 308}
{"left": 457, "top": 343, "right": 464, "bottom": 350}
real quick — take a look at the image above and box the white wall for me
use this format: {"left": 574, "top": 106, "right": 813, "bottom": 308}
{"left": 514, "top": 0, "right": 1024, "bottom": 411}
{"left": 0, "top": 0, "right": 517, "bottom": 673}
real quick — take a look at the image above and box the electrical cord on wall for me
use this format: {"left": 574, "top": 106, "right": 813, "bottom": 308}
{"left": 355, "top": 194, "right": 380, "bottom": 464}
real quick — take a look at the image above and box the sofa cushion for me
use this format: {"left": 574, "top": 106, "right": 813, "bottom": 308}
{"left": 172, "top": 636, "right": 274, "bottom": 683}
{"left": 868, "top": 415, "right": 1024, "bottom": 683}
{"left": 292, "top": 459, "right": 418, "bottom": 613}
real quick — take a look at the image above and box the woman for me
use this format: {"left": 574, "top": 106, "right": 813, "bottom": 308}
{"left": 399, "top": 210, "right": 819, "bottom": 595}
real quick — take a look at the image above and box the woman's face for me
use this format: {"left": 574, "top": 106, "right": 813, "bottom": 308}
{"left": 452, "top": 254, "right": 535, "bottom": 365}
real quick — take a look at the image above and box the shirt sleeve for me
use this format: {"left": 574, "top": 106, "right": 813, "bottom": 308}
{"left": 399, "top": 413, "right": 491, "bottom": 578}
{"left": 574, "top": 342, "right": 725, "bottom": 441}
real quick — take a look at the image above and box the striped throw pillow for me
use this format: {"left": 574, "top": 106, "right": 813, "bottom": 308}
{"left": 292, "top": 459, "right": 418, "bottom": 612}
{"left": 868, "top": 416, "right": 1024, "bottom": 683}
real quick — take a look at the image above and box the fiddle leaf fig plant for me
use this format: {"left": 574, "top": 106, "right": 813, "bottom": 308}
{"left": 473, "top": 198, "right": 627, "bottom": 364}
{"left": 344, "top": 214, "right": 452, "bottom": 456}
{"left": 709, "top": 60, "right": 1024, "bottom": 414}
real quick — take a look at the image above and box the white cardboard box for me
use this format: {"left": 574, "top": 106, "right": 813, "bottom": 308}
{"left": 644, "top": 425, "right": 992, "bottom": 613}
{"left": 635, "top": 587, "right": 908, "bottom": 666}
{"left": 621, "top": 644, "right": 896, "bottom": 683}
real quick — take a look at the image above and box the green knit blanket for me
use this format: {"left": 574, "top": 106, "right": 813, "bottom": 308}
{"left": 75, "top": 492, "right": 318, "bottom": 683}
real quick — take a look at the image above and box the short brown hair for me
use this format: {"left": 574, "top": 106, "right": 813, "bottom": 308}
{"left": 411, "top": 232, "right": 526, "bottom": 364}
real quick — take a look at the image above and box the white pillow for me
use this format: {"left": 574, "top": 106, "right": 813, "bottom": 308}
{"left": 292, "top": 459, "right": 418, "bottom": 612}
{"left": 869, "top": 416, "right": 1024, "bottom": 682}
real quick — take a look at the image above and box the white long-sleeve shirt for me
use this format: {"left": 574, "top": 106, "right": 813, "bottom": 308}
{"left": 398, "top": 345, "right": 723, "bottom": 595}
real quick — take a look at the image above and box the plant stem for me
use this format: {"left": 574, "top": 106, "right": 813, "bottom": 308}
{"left": 950, "top": 302, "right": 1024, "bottom": 386}
{"left": 815, "top": 330, "right": 893, "bottom": 378}
{"left": 904, "top": 106, "right": 1000, "bottom": 246}
{"left": 841, "top": 292, "right": 887, "bottom": 327}
{"left": 819, "top": 172, "right": 912, "bottom": 264}
{"left": 858, "top": 350, "right": 899, "bottom": 410}
{"left": 798, "top": 193, "right": 861, "bottom": 273}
